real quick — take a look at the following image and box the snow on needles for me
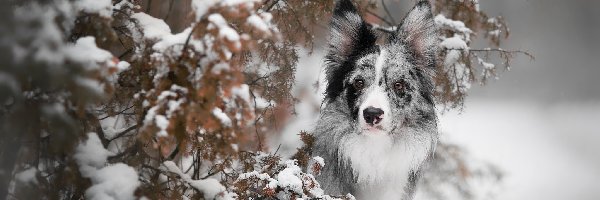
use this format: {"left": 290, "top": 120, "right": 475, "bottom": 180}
{"left": 247, "top": 14, "right": 270, "bottom": 32}
{"left": 192, "top": 0, "right": 259, "bottom": 20}
{"left": 152, "top": 27, "right": 204, "bottom": 53}
{"left": 440, "top": 34, "right": 469, "bottom": 69}
{"left": 162, "top": 161, "right": 234, "bottom": 200}
{"left": 75, "top": 0, "right": 112, "bottom": 17}
{"left": 64, "top": 37, "right": 115, "bottom": 69}
{"left": 276, "top": 161, "right": 304, "bottom": 195}
{"left": 212, "top": 108, "right": 232, "bottom": 127}
{"left": 75, "top": 132, "right": 113, "bottom": 176}
{"left": 440, "top": 35, "right": 472, "bottom": 93}
{"left": 132, "top": 12, "right": 172, "bottom": 40}
{"left": 75, "top": 133, "right": 140, "bottom": 200}
{"left": 208, "top": 14, "right": 241, "bottom": 50}
{"left": 440, "top": 35, "right": 468, "bottom": 51}
{"left": 435, "top": 14, "right": 473, "bottom": 42}
{"left": 86, "top": 164, "right": 141, "bottom": 200}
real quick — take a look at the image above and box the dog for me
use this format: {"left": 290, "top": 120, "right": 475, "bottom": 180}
{"left": 313, "top": 0, "right": 439, "bottom": 199}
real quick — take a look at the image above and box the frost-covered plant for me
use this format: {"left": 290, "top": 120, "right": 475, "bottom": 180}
{"left": 0, "top": 0, "right": 528, "bottom": 199}
{"left": 431, "top": 0, "right": 533, "bottom": 108}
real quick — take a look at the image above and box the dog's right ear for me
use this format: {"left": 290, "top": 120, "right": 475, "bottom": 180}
{"left": 325, "top": 0, "right": 376, "bottom": 101}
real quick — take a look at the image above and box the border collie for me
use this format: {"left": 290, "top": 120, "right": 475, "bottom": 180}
{"left": 313, "top": 0, "right": 439, "bottom": 199}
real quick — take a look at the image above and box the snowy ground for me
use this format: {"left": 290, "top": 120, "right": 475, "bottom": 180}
{"left": 441, "top": 100, "right": 600, "bottom": 200}
{"left": 270, "top": 50, "right": 600, "bottom": 200}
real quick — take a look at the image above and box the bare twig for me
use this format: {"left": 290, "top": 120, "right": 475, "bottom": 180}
{"left": 445, "top": 48, "right": 534, "bottom": 60}
{"left": 100, "top": 105, "right": 134, "bottom": 120}
{"left": 265, "top": 0, "right": 280, "bottom": 12}
{"left": 107, "top": 124, "right": 139, "bottom": 143}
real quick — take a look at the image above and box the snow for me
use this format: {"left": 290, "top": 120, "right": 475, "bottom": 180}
{"left": 260, "top": 13, "right": 273, "bottom": 23}
{"left": 231, "top": 84, "right": 251, "bottom": 104}
{"left": 211, "top": 62, "right": 230, "bottom": 75}
{"left": 144, "top": 107, "right": 170, "bottom": 137}
{"left": 75, "top": 133, "right": 140, "bottom": 200}
{"left": 191, "top": 0, "right": 219, "bottom": 20}
{"left": 167, "top": 99, "right": 185, "bottom": 117}
{"left": 152, "top": 27, "right": 204, "bottom": 53}
{"left": 471, "top": 0, "right": 480, "bottom": 12}
{"left": 142, "top": 85, "right": 188, "bottom": 137}
{"left": 434, "top": 14, "right": 472, "bottom": 41}
{"left": 488, "top": 29, "right": 501, "bottom": 37}
{"left": 143, "top": 106, "right": 159, "bottom": 126}
{"left": 75, "top": 76, "right": 105, "bottom": 95}
{"left": 162, "top": 161, "right": 233, "bottom": 200}
{"left": 113, "top": 1, "right": 134, "bottom": 11}
{"left": 254, "top": 95, "right": 272, "bottom": 109}
{"left": 276, "top": 161, "right": 304, "bottom": 194}
{"left": 75, "top": 0, "right": 112, "bottom": 17}
{"left": 86, "top": 163, "right": 141, "bottom": 200}
{"left": 74, "top": 132, "right": 113, "bottom": 176}
{"left": 478, "top": 58, "right": 496, "bottom": 80}
{"left": 100, "top": 115, "right": 130, "bottom": 140}
{"left": 222, "top": 0, "right": 259, "bottom": 6}
{"left": 131, "top": 13, "right": 171, "bottom": 40}
{"left": 267, "top": 49, "right": 325, "bottom": 158}
{"left": 208, "top": 14, "right": 241, "bottom": 49}
{"left": 117, "top": 61, "right": 130, "bottom": 72}
{"left": 312, "top": 156, "right": 325, "bottom": 167}
{"left": 188, "top": 179, "right": 230, "bottom": 200}
{"left": 477, "top": 58, "right": 495, "bottom": 70}
{"left": 440, "top": 35, "right": 468, "bottom": 50}
{"left": 440, "top": 35, "right": 471, "bottom": 93}
{"left": 434, "top": 14, "right": 472, "bottom": 34}
{"left": 15, "top": 168, "right": 38, "bottom": 185}
{"left": 13, "top": 2, "right": 66, "bottom": 65}
{"left": 237, "top": 171, "right": 272, "bottom": 181}
{"left": 439, "top": 34, "right": 472, "bottom": 93}
{"left": 64, "top": 36, "right": 115, "bottom": 69}
{"left": 439, "top": 100, "right": 600, "bottom": 200}
{"left": 155, "top": 115, "right": 169, "bottom": 137}
{"left": 247, "top": 14, "right": 269, "bottom": 32}
{"left": 212, "top": 108, "right": 232, "bottom": 127}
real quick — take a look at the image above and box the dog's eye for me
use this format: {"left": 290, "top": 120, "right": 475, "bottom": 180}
{"left": 394, "top": 81, "right": 405, "bottom": 91}
{"left": 353, "top": 79, "right": 365, "bottom": 90}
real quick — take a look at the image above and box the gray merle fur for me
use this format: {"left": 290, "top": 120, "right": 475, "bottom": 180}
{"left": 313, "top": 0, "right": 439, "bottom": 199}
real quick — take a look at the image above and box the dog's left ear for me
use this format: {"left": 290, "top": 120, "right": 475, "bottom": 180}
{"left": 397, "top": 0, "right": 439, "bottom": 68}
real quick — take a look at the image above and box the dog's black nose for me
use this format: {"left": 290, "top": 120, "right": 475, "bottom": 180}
{"left": 363, "top": 107, "right": 384, "bottom": 125}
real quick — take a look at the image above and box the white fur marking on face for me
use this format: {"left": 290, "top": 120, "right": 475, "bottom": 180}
{"left": 374, "top": 50, "right": 386, "bottom": 83}
{"left": 358, "top": 51, "right": 391, "bottom": 132}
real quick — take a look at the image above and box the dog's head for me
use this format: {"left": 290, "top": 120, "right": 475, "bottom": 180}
{"left": 324, "top": 0, "right": 438, "bottom": 135}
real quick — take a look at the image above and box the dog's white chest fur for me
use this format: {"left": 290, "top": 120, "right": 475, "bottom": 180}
{"left": 340, "top": 132, "right": 430, "bottom": 199}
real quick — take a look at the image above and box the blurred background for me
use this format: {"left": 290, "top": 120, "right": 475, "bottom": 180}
{"left": 274, "top": 0, "right": 600, "bottom": 200}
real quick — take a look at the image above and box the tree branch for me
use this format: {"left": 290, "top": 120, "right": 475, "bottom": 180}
{"left": 107, "top": 124, "right": 139, "bottom": 143}
{"left": 445, "top": 48, "right": 535, "bottom": 60}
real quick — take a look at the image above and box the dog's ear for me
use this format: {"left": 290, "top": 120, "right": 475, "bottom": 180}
{"left": 327, "top": 0, "right": 376, "bottom": 63}
{"left": 325, "top": 0, "right": 376, "bottom": 101}
{"left": 397, "top": 0, "right": 438, "bottom": 68}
